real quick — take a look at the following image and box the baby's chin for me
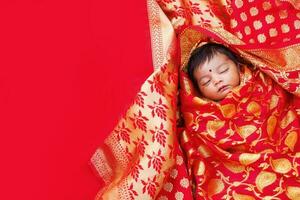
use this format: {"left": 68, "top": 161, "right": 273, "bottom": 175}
{"left": 214, "top": 89, "right": 233, "bottom": 101}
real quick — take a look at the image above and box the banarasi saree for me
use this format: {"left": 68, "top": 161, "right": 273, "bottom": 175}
{"left": 91, "top": 0, "right": 300, "bottom": 199}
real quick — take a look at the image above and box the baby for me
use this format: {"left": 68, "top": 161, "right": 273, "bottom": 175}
{"left": 187, "top": 43, "right": 241, "bottom": 101}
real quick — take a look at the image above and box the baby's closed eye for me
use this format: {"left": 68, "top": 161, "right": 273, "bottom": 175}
{"left": 219, "top": 66, "right": 229, "bottom": 73}
{"left": 220, "top": 68, "right": 229, "bottom": 73}
{"left": 201, "top": 79, "right": 211, "bottom": 86}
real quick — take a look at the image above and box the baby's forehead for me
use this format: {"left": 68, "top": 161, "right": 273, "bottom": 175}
{"left": 198, "top": 53, "right": 233, "bottom": 68}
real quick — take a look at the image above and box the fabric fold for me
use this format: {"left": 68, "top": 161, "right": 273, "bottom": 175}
{"left": 91, "top": 0, "right": 300, "bottom": 199}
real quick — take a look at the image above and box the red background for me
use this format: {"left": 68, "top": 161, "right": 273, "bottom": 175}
{"left": 0, "top": 0, "right": 152, "bottom": 199}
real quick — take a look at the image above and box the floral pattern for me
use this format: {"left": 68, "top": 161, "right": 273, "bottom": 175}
{"left": 180, "top": 65, "right": 300, "bottom": 199}
{"left": 91, "top": 0, "right": 300, "bottom": 199}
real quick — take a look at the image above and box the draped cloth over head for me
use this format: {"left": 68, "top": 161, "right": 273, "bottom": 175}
{"left": 91, "top": 0, "right": 300, "bottom": 199}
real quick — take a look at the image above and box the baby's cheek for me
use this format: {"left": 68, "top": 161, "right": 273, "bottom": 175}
{"left": 207, "top": 87, "right": 217, "bottom": 96}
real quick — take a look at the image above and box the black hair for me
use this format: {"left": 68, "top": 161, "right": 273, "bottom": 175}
{"left": 187, "top": 43, "right": 240, "bottom": 87}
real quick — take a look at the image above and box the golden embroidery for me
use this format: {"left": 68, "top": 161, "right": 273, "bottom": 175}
{"left": 247, "top": 101, "right": 261, "bottom": 117}
{"left": 255, "top": 171, "right": 277, "bottom": 192}
{"left": 147, "top": 0, "right": 164, "bottom": 70}
{"left": 279, "top": 10, "right": 288, "bottom": 19}
{"left": 237, "top": 125, "right": 257, "bottom": 138}
{"left": 175, "top": 191, "right": 184, "bottom": 200}
{"left": 270, "top": 158, "right": 292, "bottom": 174}
{"left": 270, "top": 95, "right": 279, "bottom": 110}
{"left": 267, "top": 115, "right": 277, "bottom": 138}
{"left": 294, "top": 20, "right": 300, "bottom": 29}
{"left": 163, "top": 182, "right": 173, "bottom": 192}
{"left": 265, "top": 15, "right": 275, "bottom": 24}
{"left": 198, "top": 145, "right": 213, "bottom": 158}
{"left": 118, "top": 180, "right": 131, "bottom": 199}
{"left": 176, "top": 155, "right": 184, "bottom": 165}
{"left": 286, "top": 186, "right": 300, "bottom": 199}
{"left": 180, "top": 178, "right": 189, "bottom": 188}
{"left": 250, "top": 7, "right": 258, "bottom": 16}
{"left": 220, "top": 104, "right": 236, "bottom": 118}
{"left": 259, "top": 72, "right": 270, "bottom": 86}
{"left": 239, "top": 153, "right": 260, "bottom": 165}
{"left": 231, "top": 19, "right": 238, "bottom": 28}
{"left": 181, "top": 130, "right": 191, "bottom": 144}
{"left": 206, "top": 120, "right": 225, "bottom": 138}
{"left": 105, "top": 134, "right": 129, "bottom": 169}
{"left": 207, "top": 179, "right": 225, "bottom": 197}
{"left": 240, "top": 12, "right": 247, "bottom": 21}
{"left": 194, "top": 160, "right": 206, "bottom": 176}
{"left": 284, "top": 131, "right": 298, "bottom": 151}
{"left": 187, "top": 148, "right": 195, "bottom": 157}
{"left": 262, "top": 1, "right": 272, "bottom": 10}
{"left": 170, "top": 168, "right": 178, "bottom": 179}
{"left": 91, "top": 149, "right": 113, "bottom": 184}
{"left": 223, "top": 162, "right": 245, "bottom": 173}
{"left": 244, "top": 26, "right": 251, "bottom": 35}
{"left": 232, "top": 191, "right": 255, "bottom": 200}
{"left": 281, "top": 24, "right": 290, "bottom": 33}
{"left": 253, "top": 20, "right": 262, "bottom": 30}
{"left": 280, "top": 110, "right": 296, "bottom": 129}
{"left": 207, "top": 27, "right": 246, "bottom": 45}
{"left": 182, "top": 77, "right": 192, "bottom": 95}
{"left": 179, "top": 28, "right": 207, "bottom": 68}
{"left": 236, "top": 31, "right": 243, "bottom": 39}
{"left": 268, "top": 28, "right": 278, "bottom": 38}
{"left": 193, "top": 97, "right": 208, "bottom": 106}
{"left": 235, "top": 0, "right": 244, "bottom": 8}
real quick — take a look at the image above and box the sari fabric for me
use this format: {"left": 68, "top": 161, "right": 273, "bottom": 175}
{"left": 91, "top": 0, "right": 300, "bottom": 199}
{"left": 91, "top": 57, "right": 194, "bottom": 199}
{"left": 180, "top": 64, "right": 300, "bottom": 199}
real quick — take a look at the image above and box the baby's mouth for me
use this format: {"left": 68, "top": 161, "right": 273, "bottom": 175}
{"left": 218, "top": 85, "right": 230, "bottom": 92}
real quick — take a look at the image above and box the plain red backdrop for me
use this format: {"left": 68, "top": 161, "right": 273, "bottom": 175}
{"left": 0, "top": 0, "right": 152, "bottom": 199}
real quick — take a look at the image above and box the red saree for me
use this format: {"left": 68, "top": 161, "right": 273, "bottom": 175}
{"left": 91, "top": 0, "right": 300, "bottom": 199}
{"left": 180, "top": 63, "right": 300, "bottom": 199}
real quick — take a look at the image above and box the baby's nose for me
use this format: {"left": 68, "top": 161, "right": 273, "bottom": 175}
{"left": 213, "top": 77, "right": 222, "bottom": 85}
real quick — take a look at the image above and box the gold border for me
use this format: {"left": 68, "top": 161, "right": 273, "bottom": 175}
{"left": 91, "top": 148, "right": 113, "bottom": 184}
{"left": 147, "top": 0, "right": 164, "bottom": 71}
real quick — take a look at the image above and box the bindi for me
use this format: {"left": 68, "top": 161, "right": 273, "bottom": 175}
{"left": 209, "top": 69, "right": 212, "bottom": 72}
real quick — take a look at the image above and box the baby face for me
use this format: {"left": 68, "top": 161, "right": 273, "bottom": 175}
{"left": 193, "top": 52, "right": 240, "bottom": 101}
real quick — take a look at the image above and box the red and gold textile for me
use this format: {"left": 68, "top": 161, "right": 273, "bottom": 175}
{"left": 91, "top": 0, "right": 300, "bottom": 199}
{"left": 180, "top": 63, "right": 300, "bottom": 199}
{"left": 91, "top": 54, "right": 194, "bottom": 199}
